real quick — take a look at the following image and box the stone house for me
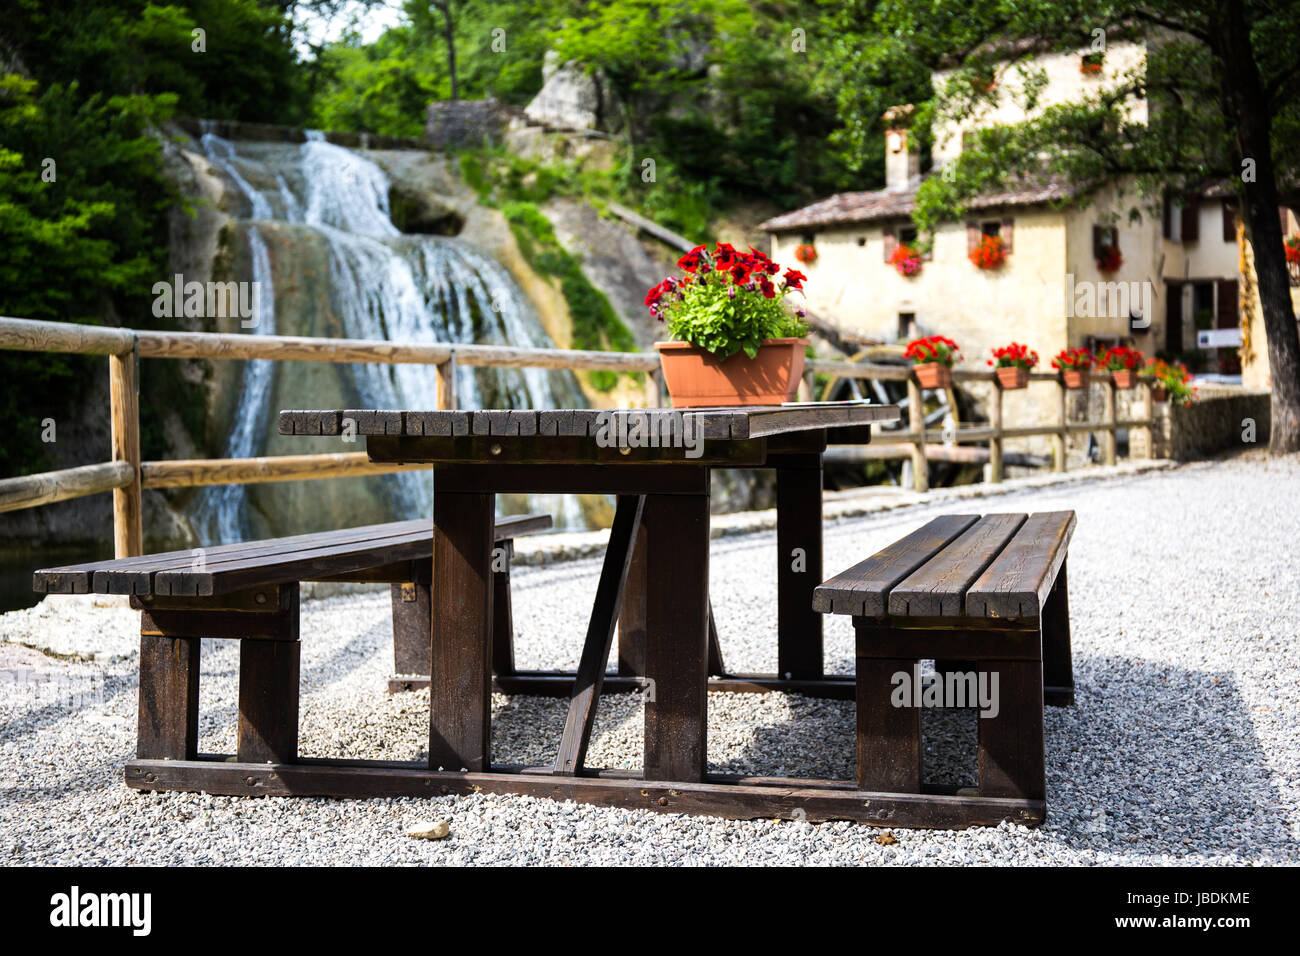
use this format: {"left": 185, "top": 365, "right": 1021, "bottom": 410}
{"left": 760, "top": 37, "right": 1297, "bottom": 447}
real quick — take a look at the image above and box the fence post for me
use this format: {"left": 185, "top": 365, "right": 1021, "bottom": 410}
{"left": 436, "top": 350, "right": 457, "bottom": 410}
{"left": 109, "top": 342, "right": 143, "bottom": 557}
{"left": 1137, "top": 382, "right": 1153, "bottom": 458}
{"left": 1102, "top": 378, "right": 1117, "bottom": 466}
{"left": 988, "top": 381, "right": 1004, "bottom": 483}
{"left": 1052, "top": 380, "right": 1067, "bottom": 473}
{"left": 907, "top": 375, "right": 928, "bottom": 493}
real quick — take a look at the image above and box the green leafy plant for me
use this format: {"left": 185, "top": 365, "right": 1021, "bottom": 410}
{"left": 647, "top": 243, "right": 808, "bottom": 359}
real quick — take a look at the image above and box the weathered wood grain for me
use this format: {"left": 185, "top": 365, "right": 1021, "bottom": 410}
{"left": 964, "top": 511, "right": 1077, "bottom": 620}
{"left": 887, "top": 514, "right": 1028, "bottom": 618}
{"left": 812, "top": 515, "right": 980, "bottom": 617}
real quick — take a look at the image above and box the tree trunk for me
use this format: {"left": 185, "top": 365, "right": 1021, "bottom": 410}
{"left": 437, "top": 2, "right": 458, "bottom": 100}
{"left": 1219, "top": 0, "right": 1300, "bottom": 453}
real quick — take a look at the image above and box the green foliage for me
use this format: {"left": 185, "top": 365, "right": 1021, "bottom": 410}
{"left": 11, "top": 0, "right": 307, "bottom": 123}
{"left": 501, "top": 201, "right": 638, "bottom": 391}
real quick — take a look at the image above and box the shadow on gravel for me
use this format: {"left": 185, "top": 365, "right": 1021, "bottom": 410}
{"left": 711, "top": 654, "right": 1287, "bottom": 860}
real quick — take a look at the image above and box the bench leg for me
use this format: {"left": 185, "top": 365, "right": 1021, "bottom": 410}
{"left": 237, "top": 639, "right": 301, "bottom": 764}
{"left": 977, "top": 660, "right": 1045, "bottom": 801}
{"left": 1042, "top": 559, "right": 1074, "bottom": 706}
{"left": 137, "top": 634, "right": 200, "bottom": 760}
{"left": 855, "top": 655, "right": 922, "bottom": 793}
{"left": 391, "top": 560, "right": 432, "bottom": 677}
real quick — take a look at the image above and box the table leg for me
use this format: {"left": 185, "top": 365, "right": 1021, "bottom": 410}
{"left": 429, "top": 489, "right": 495, "bottom": 772}
{"left": 617, "top": 518, "right": 648, "bottom": 677}
{"left": 642, "top": 488, "right": 710, "bottom": 782}
{"left": 775, "top": 453, "right": 824, "bottom": 680}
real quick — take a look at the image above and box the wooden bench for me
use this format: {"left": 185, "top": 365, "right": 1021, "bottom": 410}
{"left": 813, "top": 511, "right": 1075, "bottom": 825}
{"left": 31, "top": 514, "right": 550, "bottom": 763}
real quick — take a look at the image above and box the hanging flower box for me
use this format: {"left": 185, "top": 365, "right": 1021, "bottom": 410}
{"left": 794, "top": 243, "right": 818, "bottom": 265}
{"left": 1081, "top": 52, "right": 1104, "bottom": 75}
{"left": 1052, "top": 347, "right": 1094, "bottom": 389}
{"left": 988, "top": 342, "right": 1038, "bottom": 390}
{"left": 1098, "top": 345, "right": 1144, "bottom": 388}
{"left": 969, "top": 234, "right": 1007, "bottom": 270}
{"left": 906, "top": 335, "right": 960, "bottom": 389}
{"left": 1096, "top": 244, "right": 1123, "bottom": 273}
{"left": 889, "top": 243, "right": 923, "bottom": 277}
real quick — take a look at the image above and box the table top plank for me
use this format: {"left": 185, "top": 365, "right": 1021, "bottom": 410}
{"left": 280, "top": 405, "right": 898, "bottom": 443}
{"left": 887, "top": 514, "right": 1029, "bottom": 618}
{"left": 965, "top": 511, "right": 1077, "bottom": 620}
{"left": 812, "top": 515, "right": 980, "bottom": 617}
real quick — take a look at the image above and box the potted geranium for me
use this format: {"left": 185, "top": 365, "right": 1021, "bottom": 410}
{"left": 649, "top": 243, "right": 810, "bottom": 407}
{"left": 988, "top": 342, "right": 1038, "bottom": 389}
{"left": 1081, "top": 51, "right": 1104, "bottom": 75}
{"left": 1143, "top": 358, "right": 1195, "bottom": 405}
{"left": 905, "top": 335, "right": 960, "bottom": 389}
{"left": 889, "top": 243, "right": 923, "bottom": 277}
{"left": 969, "top": 234, "right": 1007, "bottom": 270}
{"left": 795, "top": 243, "right": 818, "bottom": 265}
{"left": 1097, "top": 245, "right": 1122, "bottom": 273}
{"left": 1097, "top": 345, "right": 1144, "bottom": 388}
{"left": 1285, "top": 235, "right": 1300, "bottom": 265}
{"left": 1052, "top": 347, "right": 1094, "bottom": 389}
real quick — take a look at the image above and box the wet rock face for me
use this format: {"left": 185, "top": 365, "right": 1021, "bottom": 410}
{"left": 388, "top": 183, "right": 465, "bottom": 236}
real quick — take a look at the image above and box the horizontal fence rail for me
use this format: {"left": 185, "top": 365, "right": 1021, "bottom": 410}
{"left": 0, "top": 316, "right": 1156, "bottom": 556}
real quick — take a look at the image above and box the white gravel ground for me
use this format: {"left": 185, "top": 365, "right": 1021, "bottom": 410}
{"left": 2, "top": 453, "right": 1298, "bottom": 865}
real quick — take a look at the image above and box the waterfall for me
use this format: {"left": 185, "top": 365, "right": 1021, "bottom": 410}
{"left": 194, "top": 131, "right": 587, "bottom": 543}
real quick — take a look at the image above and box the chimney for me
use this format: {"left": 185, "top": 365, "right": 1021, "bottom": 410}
{"left": 883, "top": 105, "right": 919, "bottom": 192}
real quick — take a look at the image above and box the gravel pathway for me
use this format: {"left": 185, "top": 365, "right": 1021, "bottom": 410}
{"left": 2, "top": 453, "right": 1298, "bottom": 865}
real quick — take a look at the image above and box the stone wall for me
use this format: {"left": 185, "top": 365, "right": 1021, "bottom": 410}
{"left": 1152, "top": 387, "right": 1271, "bottom": 459}
{"left": 424, "top": 98, "right": 515, "bottom": 150}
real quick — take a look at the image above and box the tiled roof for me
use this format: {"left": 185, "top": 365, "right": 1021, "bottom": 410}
{"left": 759, "top": 177, "right": 1078, "bottom": 232}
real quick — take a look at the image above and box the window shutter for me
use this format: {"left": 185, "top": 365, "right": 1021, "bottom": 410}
{"left": 1222, "top": 201, "right": 1237, "bottom": 242}
{"left": 1000, "top": 217, "right": 1014, "bottom": 253}
{"left": 1181, "top": 198, "right": 1199, "bottom": 241}
{"left": 882, "top": 225, "right": 897, "bottom": 263}
{"left": 1165, "top": 282, "right": 1183, "bottom": 353}
{"left": 1092, "top": 225, "right": 1103, "bottom": 259}
{"left": 1216, "top": 279, "right": 1239, "bottom": 329}
{"left": 1282, "top": 206, "right": 1293, "bottom": 233}
{"left": 1162, "top": 197, "right": 1172, "bottom": 239}
{"left": 967, "top": 221, "right": 980, "bottom": 254}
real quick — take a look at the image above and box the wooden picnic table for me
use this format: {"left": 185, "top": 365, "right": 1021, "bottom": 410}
{"left": 266, "top": 404, "right": 925, "bottom": 822}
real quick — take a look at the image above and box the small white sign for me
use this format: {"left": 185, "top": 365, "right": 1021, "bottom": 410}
{"left": 1197, "top": 328, "right": 1243, "bottom": 349}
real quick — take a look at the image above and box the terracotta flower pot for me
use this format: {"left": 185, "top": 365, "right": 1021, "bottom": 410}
{"left": 1150, "top": 385, "right": 1169, "bottom": 403}
{"left": 995, "top": 366, "right": 1029, "bottom": 390}
{"left": 1112, "top": 369, "right": 1139, "bottom": 389}
{"left": 913, "top": 362, "right": 953, "bottom": 390}
{"left": 1060, "top": 369, "right": 1092, "bottom": 390}
{"left": 654, "top": 337, "right": 809, "bottom": 407}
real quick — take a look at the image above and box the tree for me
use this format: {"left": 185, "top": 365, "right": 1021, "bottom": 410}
{"left": 825, "top": 0, "right": 1300, "bottom": 454}
{"left": 430, "top": 1, "right": 459, "bottom": 99}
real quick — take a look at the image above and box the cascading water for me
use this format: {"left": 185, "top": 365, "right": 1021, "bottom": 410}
{"left": 193, "top": 130, "right": 587, "bottom": 543}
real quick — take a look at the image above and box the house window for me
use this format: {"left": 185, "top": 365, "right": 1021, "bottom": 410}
{"left": 899, "top": 226, "right": 918, "bottom": 245}
{"left": 968, "top": 218, "right": 1014, "bottom": 254}
{"left": 980, "top": 220, "right": 1001, "bottom": 239}
{"left": 856, "top": 236, "right": 866, "bottom": 247}
{"left": 898, "top": 312, "right": 917, "bottom": 341}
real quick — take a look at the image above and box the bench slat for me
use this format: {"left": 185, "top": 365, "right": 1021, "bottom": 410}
{"left": 887, "top": 514, "right": 1028, "bottom": 618}
{"left": 811, "top": 515, "right": 980, "bottom": 617}
{"left": 33, "top": 514, "right": 550, "bottom": 596}
{"left": 964, "top": 511, "right": 1076, "bottom": 620}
